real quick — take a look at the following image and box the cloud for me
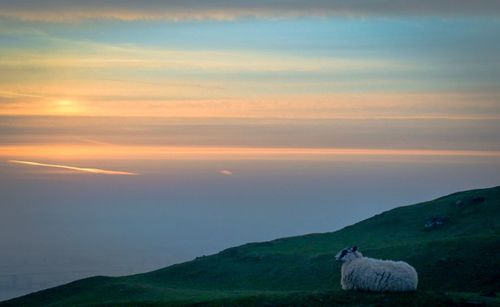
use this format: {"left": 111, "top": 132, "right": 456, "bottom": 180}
{"left": 0, "top": 47, "right": 406, "bottom": 73}
{"left": 0, "top": 1, "right": 499, "bottom": 22}
{"left": 8, "top": 159, "right": 136, "bottom": 175}
{"left": 3, "top": 146, "right": 500, "bottom": 161}
{"left": 218, "top": 169, "right": 233, "bottom": 176}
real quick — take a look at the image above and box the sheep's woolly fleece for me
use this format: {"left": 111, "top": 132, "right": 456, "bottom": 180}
{"left": 335, "top": 247, "right": 418, "bottom": 292}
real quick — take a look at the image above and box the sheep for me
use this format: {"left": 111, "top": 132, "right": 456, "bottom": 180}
{"left": 335, "top": 246, "right": 418, "bottom": 292}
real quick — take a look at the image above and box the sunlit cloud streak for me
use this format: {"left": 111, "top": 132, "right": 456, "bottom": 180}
{"left": 2, "top": 90, "right": 499, "bottom": 119}
{"left": 0, "top": 48, "right": 405, "bottom": 73}
{"left": 3, "top": 146, "right": 500, "bottom": 161}
{"left": 8, "top": 159, "right": 136, "bottom": 175}
{"left": 0, "top": 90, "right": 50, "bottom": 99}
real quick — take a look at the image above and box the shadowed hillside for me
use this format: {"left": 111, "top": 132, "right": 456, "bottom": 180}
{"left": 2, "top": 186, "right": 499, "bottom": 306}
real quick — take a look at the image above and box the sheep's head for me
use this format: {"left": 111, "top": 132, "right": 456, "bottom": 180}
{"left": 335, "top": 246, "right": 362, "bottom": 262}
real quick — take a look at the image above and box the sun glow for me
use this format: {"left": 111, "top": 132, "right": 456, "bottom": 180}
{"left": 54, "top": 99, "right": 81, "bottom": 114}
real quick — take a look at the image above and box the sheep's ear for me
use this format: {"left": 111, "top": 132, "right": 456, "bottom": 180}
{"left": 352, "top": 246, "right": 357, "bottom": 252}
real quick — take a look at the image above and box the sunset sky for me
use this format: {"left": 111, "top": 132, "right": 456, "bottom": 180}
{"left": 2, "top": 1, "right": 500, "bottom": 166}
{"left": 1, "top": 1, "right": 500, "bottom": 300}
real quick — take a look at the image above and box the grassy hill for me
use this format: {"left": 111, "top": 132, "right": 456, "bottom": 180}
{"left": 2, "top": 186, "right": 500, "bottom": 306}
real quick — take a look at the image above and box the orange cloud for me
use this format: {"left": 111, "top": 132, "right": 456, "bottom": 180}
{"left": 3, "top": 145, "right": 500, "bottom": 161}
{"left": 8, "top": 160, "right": 136, "bottom": 175}
{"left": 2, "top": 88, "right": 499, "bottom": 119}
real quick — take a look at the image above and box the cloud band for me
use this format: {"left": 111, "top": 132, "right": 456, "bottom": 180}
{"left": 1, "top": 1, "right": 499, "bottom": 22}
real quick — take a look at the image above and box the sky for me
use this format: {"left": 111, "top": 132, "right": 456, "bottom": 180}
{"left": 1, "top": 0, "right": 500, "bottom": 301}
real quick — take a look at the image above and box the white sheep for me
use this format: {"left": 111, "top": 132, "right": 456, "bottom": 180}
{"left": 335, "top": 246, "right": 418, "bottom": 292}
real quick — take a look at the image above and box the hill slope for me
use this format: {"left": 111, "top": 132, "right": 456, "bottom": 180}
{"left": 2, "top": 186, "right": 500, "bottom": 306}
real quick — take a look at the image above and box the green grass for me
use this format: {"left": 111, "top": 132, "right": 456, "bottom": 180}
{"left": 2, "top": 186, "right": 499, "bottom": 306}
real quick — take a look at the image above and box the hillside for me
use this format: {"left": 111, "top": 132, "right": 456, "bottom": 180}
{"left": 2, "top": 186, "right": 500, "bottom": 306}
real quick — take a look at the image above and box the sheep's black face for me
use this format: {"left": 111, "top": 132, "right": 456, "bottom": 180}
{"left": 335, "top": 246, "right": 358, "bottom": 262}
